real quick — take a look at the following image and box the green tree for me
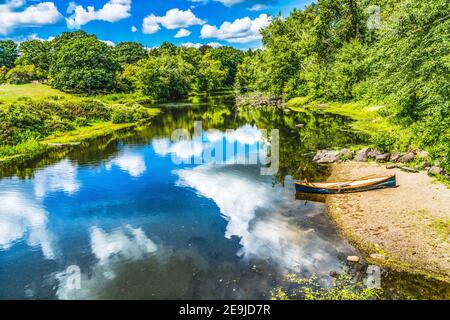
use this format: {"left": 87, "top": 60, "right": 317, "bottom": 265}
{"left": 209, "top": 46, "right": 244, "bottom": 86}
{"left": 134, "top": 55, "right": 194, "bottom": 100}
{"left": 15, "top": 40, "right": 51, "bottom": 78}
{"left": 49, "top": 32, "right": 120, "bottom": 94}
{"left": 195, "top": 53, "right": 228, "bottom": 92}
{"left": 0, "top": 40, "right": 18, "bottom": 68}
{"left": 112, "top": 42, "right": 148, "bottom": 65}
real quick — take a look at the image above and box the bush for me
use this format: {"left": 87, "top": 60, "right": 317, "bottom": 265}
{"left": 6, "top": 65, "right": 43, "bottom": 84}
{"left": 111, "top": 105, "right": 151, "bottom": 124}
{"left": 73, "top": 117, "right": 89, "bottom": 127}
{"left": 44, "top": 116, "right": 74, "bottom": 133}
{"left": 0, "top": 100, "right": 111, "bottom": 146}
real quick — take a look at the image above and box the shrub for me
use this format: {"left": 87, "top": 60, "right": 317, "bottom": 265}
{"left": 6, "top": 65, "right": 43, "bottom": 84}
{"left": 111, "top": 105, "right": 151, "bottom": 124}
{"left": 73, "top": 117, "right": 89, "bottom": 127}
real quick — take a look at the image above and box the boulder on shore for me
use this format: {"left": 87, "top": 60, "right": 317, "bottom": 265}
{"left": 339, "top": 148, "right": 354, "bottom": 160}
{"left": 375, "top": 153, "right": 390, "bottom": 162}
{"left": 354, "top": 148, "right": 370, "bottom": 162}
{"left": 428, "top": 166, "right": 443, "bottom": 176}
{"left": 390, "top": 152, "right": 403, "bottom": 162}
{"left": 313, "top": 150, "right": 340, "bottom": 164}
{"left": 398, "top": 151, "right": 415, "bottom": 163}
{"left": 368, "top": 149, "right": 382, "bottom": 159}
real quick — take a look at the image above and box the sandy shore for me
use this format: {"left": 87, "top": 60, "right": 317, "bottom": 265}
{"left": 325, "top": 162, "right": 450, "bottom": 281}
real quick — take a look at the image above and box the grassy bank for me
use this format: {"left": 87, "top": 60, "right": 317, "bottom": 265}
{"left": 287, "top": 97, "right": 449, "bottom": 184}
{"left": 0, "top": 84, "right": 160, "bottom": 165}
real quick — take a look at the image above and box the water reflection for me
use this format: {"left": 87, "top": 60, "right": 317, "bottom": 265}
{"left": 175, "top": 165, "right": 349, "bottom": 274}
{"left": 0, "top": 96, "right": 371, "bottom": 299}
{"left": 34, "top": 159, "right": 80, "bottom": 199}
{"left": 0, "top": 190, "right": 55, "bottom": 260}
{"left": 106, "top": 150, "right": 147, "bottom": 177}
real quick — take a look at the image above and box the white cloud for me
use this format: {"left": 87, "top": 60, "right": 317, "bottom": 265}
{"left": 181, "top": 41, "right": 222, "bottom": 49}
{"left": 101, "top": 39, "right": 115, "bottom": 46}
{"left": 131, "top": 25, "right": 137, "bottom": 32}
{"left": 174, "top": 28, "right": 191, "bottom": 38}
{"left": 0, "top": 0, "right": 62, "bottom": 35}
{"left": 247, "top": 4, "right": 268, "bottom": 11}
{"left": 142, "top": 8, "right": 205, "bottom": 34}
{"left": 66, "top": 0, "right": 131, "bottom": 29}
{"left": 201, "top": 13, "right": 271, "bottom": 44}
{"left": 214, "top": 0, "right": 245, "bottom": 6}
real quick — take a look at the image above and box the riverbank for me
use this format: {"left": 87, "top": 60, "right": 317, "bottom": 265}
{"left": 0, "top": 84, "right": 161, "bottom": 167}
{"left": 326, "top": 161, "right": 450, "bottom": 286}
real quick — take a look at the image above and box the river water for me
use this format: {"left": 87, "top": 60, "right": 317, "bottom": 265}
{"left": 0, "top": 94, "right": 446, "bottom": 299}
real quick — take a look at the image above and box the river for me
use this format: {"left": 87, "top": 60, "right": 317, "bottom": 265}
{"left": 0, "top": 93, "right": 445, "bottom": 299}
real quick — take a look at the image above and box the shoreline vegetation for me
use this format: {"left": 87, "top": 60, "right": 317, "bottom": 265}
{"left": 0, "top": 83, "right": 160, "bottom": 167}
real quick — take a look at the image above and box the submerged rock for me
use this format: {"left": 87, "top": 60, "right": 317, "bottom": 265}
{"left": 354, "top": 148, "right": 370, "bottom": 162}
{"left": 347, "top": 256, "right": 360, "bottom": 263}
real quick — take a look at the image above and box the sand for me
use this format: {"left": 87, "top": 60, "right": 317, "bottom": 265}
{"left": 325, "top": 162, "right": 450, "bottom": 280}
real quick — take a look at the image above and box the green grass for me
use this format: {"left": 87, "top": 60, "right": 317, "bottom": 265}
{"left": 287, "top": 97, "right": 400, "bottom": 136}
{"left": 42, "top": 122, "right": 136, "bottom": 144}
{"left": 0, "top": 83, "right": 70, "bottom": 106}
{"left": 0, "top": 84, "right": 162, "bottom": 164}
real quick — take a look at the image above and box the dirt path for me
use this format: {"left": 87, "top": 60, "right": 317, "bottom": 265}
{"left": 325, "top": 162, "right": 450, "bottom": 281}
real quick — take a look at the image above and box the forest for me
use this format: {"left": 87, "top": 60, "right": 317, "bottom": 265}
{"left": 0, "top": 0, "right": 448, "bottom": 172}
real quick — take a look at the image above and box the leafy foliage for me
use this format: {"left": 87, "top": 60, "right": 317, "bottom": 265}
{"left": 0, "top": 40, "right": 17, "bottom": 68}
{"left": 112, "top": 42, "right": 148, "bottom": 65}
{"left": 49, "top": 32, "right": 120, "bottom": 94}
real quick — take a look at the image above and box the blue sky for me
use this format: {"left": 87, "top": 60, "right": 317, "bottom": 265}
{"left": 0, "top": 0, "right": 312, "bottom": 49}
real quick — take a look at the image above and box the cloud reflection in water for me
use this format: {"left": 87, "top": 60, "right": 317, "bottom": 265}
{"left": 175, "top": 164, "right": 348, "bottom": 275}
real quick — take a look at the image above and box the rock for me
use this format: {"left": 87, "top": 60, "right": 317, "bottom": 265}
{"left": 398, "top": 151, "right": 415, "bottom": 163}
{"left": 313, "top": 150, "right": 340, "bottom": 164}
{"left": 295, "top": 123, "right": 305, "bottom": 128}
{"left": 386, "top": 164, "right": 399, "bottom": 169}
{"left": 354, "top": 148, "right": 370, "bottom": 162}
{"left": 401, "top": 166, "right": 418, "bottom": 173}
{"left": 375, "top": 153, "right": 390, "bottom": 162}
{"left": 313, "top": 150, "right": 329, "bottom": 161}
{"left": 347, "top": 256, "right": 360, "bottom": 263}
{"left": 428, "top": 166, "right": 443, "bottom": 176}
{"left": 415, "top": 150, "right": 429, "bottom": 159}
{"left": 370, "top": 253, "right": 386, "bottom": 261}
{"left": 390, "top": 152, "right": 403, "bottom": 162}
{"left": 329, "top": 271, "right": 339, "bottom": 277}
{"left": 368, "top": 149, "right": 382, "bottom": 159}
{"left": 339, "top": 148, "right": 354, "bottom": 160}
